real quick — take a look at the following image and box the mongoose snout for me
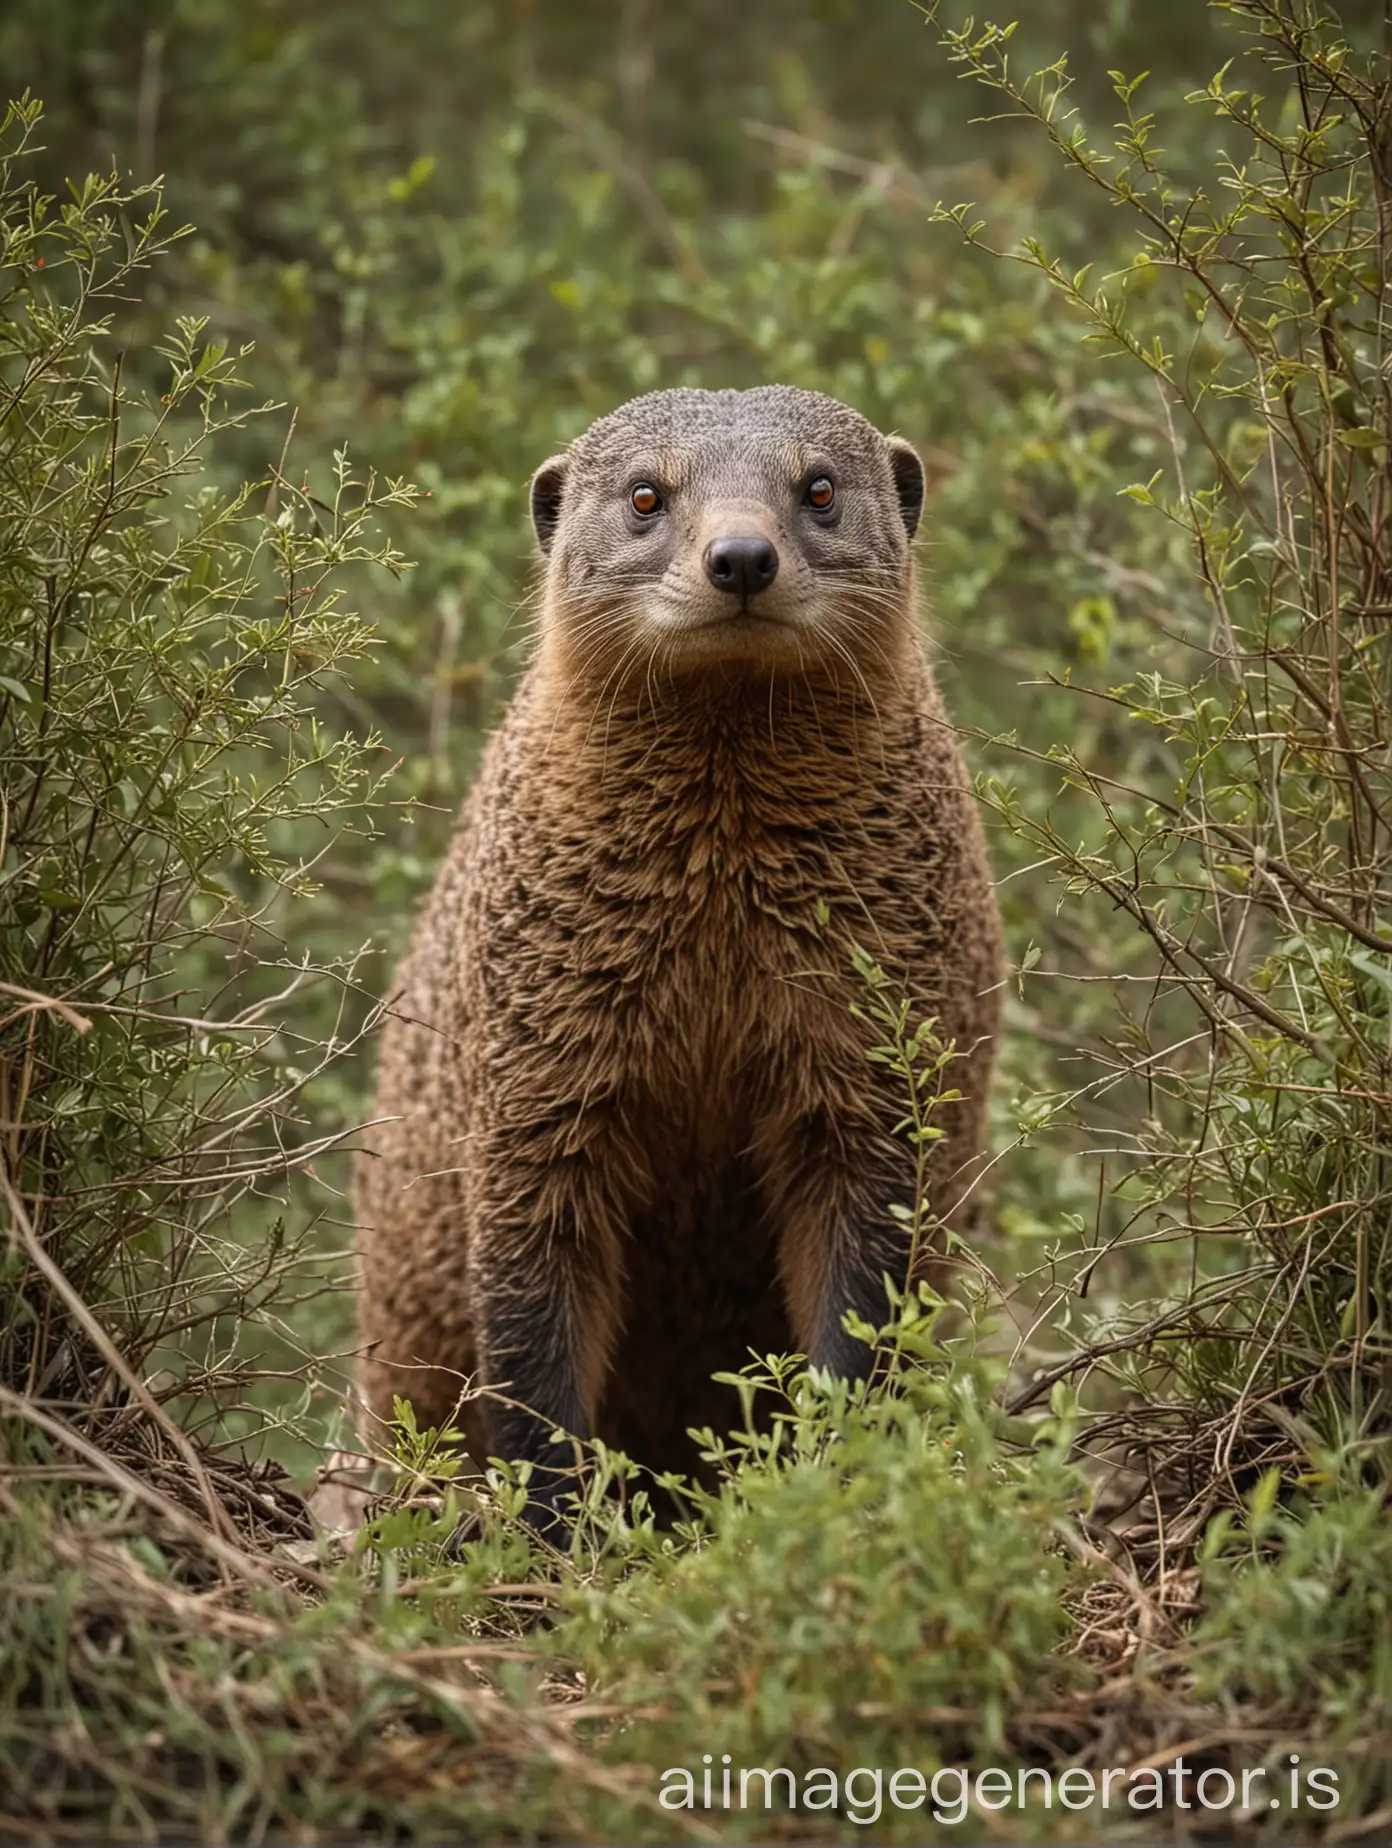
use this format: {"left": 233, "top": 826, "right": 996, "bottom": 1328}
{"left": 703, "top": 533, "right": 780, "bottom": 597}
{"left": 354, "top": 385, "right": 1004, "bottom": 1530}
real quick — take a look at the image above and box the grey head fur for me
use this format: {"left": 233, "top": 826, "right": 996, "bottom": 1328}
{"left": 529, "top": 386, "right": 926, "bottom": 683}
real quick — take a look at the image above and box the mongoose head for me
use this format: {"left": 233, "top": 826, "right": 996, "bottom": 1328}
{"left": 530, "top": 386, "right": 925, "bottom": 681}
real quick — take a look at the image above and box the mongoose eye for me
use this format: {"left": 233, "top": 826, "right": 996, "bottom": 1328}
{"left": 805, "top": 475, "right": 836, "bottom": 511}
{"left": 630, "top": 482, "right": 663, "bottom": 517}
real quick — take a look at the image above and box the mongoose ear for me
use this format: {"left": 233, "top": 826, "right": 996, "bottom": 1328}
{"left": 886, "top": 437, "right": 926, "bottom": 541}
{"left": 530, "top": 454, "right": 569, "bottom": 555}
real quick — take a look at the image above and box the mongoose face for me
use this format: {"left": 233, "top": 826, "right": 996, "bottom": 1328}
{"left": 530, "top": 386, "right": 926, "bottom": 679}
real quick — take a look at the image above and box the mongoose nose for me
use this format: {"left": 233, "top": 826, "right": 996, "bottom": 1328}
{"left": 703, "top": 535, "right": 780, "bottom": 598}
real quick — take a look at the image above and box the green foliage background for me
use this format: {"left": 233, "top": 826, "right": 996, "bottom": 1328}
{"left": 0, "top": 0, "right": 1244, "bottom": 1436}
{"left": 1, "top": 0, "right": 1390, "bottom": 1838}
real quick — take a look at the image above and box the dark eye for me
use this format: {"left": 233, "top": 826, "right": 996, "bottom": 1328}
{"left": 806, "top": 475, "right": 835, "bottom": 511}
{"left": 630, "top": 482, "right": 663, "bottom": 517}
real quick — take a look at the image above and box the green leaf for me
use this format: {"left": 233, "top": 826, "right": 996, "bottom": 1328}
{"left": 1248, "top": 1467, "right": 1281, "bottom": 1520}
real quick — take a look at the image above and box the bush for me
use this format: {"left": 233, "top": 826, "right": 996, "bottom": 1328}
{"left": 0, "top": 89, "right": 409, "bottom": 1510}
{"left": 0, "top": 96, "right": 585, "bottom": 1842}
{"left": 560, "top": 1338, "right": 1087, "bottom": 1814}
{"left": 943, "top": 0, "right": 1391, "bottom": 1510}
{"left": 1197, "top": 1469, "right": 1392, "bottom": 1727}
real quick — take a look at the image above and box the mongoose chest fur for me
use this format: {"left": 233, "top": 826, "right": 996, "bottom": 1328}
{"left": 354, "top": 385, "right": 1004, "bottom": 1518}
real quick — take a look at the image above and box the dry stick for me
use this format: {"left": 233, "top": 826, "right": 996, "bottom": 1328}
{"left": 1216, "top": 1223, "right": 1322, "bottom": 1491}
{"left": 10, "top": 1501, "right": 660, "bottom": 1822}
{"left": 0, "top": 1385, "right": 326, "bottom": 1594}
{"left": 1005, "top": 1305, "right": 1241, "bottom": 1418}
{"left": 1328, "top": 1803, "right": 1392, "bottom": 1845}
{"left": 993, "top": 1030, "right": 1216, "bottom": 1365}
{"left": 33, "top": 1529, "right": 674, "bottom": 1833}
{"left": 263, "top": 406, "right": 298, "bottom": 519}
{"left": 1123, "top": 1730, "right": 1286, "bottom": 1779}
{"left": 1014, "top": 676, "right": 1392, "bottom": 954}
{"left": 0, "top": 1168, "right": 242, "bottom": 1553}
{"left": 742, "top": 119, "right": 937, "bottom": 201}
{"left": 1094, "top": 872, "right": 1320, "bottom": 1053}
{"left": 0, "top": 982, "right": 92, "bottom": 1034}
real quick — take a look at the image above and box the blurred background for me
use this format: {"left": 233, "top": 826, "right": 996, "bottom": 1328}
{"left": 2, "top": 0, "right": 1259, "bottom": 1463}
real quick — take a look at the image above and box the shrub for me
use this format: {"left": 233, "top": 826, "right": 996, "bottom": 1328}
{"left": 940, "top": 0, "right": 1391, "bottom": 1513}
{"left": 0, "top": 90, "right": 408, "bottom": 1490}
{"left": 0, "top": 96, "right": 590, "bottom": 1843}
{"left": 1196, "top": 1468, "right": 1392, "bottom": 1727}
{"left": 559, "top": 1337, "right": 1088, "bottom": 1813}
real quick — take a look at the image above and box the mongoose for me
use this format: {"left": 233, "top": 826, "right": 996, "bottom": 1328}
{"left": 354, "top": 386, "right": 1003, "bottom": 1520}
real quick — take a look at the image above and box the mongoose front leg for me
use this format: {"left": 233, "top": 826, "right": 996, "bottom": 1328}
{"left": 467, "top": 1118, "right": 635, "bottom": 1529}
{"left": 800, "top": 1208, "right": 913, "bottom": 1385}
{"left": 762, "top": 1106, "right": 917, "bottom": 1385}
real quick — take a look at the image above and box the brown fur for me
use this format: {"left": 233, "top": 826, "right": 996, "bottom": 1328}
{"left": 354, "top": 387, "right": 1003, "bottom": 1504}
